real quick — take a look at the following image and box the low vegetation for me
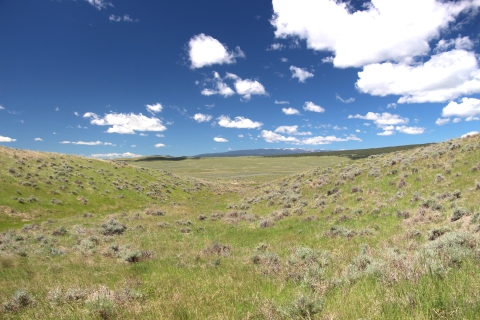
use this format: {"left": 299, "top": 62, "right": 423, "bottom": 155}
{"left": 1, "top": 135, "right": 480, "bottom": 319}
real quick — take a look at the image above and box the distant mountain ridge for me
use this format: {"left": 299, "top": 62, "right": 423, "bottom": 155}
{"left": 194, "top": 148, "right": 328, "bottom": 157}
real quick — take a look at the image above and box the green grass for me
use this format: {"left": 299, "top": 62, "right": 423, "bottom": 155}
{"left": 1, "top": 135, "right": 480, "bottom": 319}
{"left": 124, "top": 155, "right": 350, "bottom": 184}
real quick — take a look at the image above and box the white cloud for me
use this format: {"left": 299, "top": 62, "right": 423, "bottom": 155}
{"left": 200, "top": 72, "right": 266, "bottom": 100}
{"left": 290, "top": 66, "right": 314, "bottom": 83}
{"left": 453, "top": 118, "right": 462, "bottom": 123}
{"left": 261, "top": 130, "right": 361, "bottom": 145}
{"left": 321, "top": 56, "right": 334, "bottom": 64}
{"left": 200, "top": 72, "right": 235, "bottom": 97}
{"left": 109, "top": 14, "right": 136, "bottom": 22}
{"left": 84, "top": 112, "right": 167, "bottom": 134}
{"left": 386, "top": 103, "right": 397, "bottom": 109}
{"left": 267, "top": 43, "right": 285, "bottom": 51}
{"left": 395, "top": 126, "right": 425, "bottom": 135}
{"left": 435, "top": 36, "right": 474, "bottom": 53}
{"left": 348, "top": 112, "right": 408, "bottom": 126}
{"left": 34, "top": 138, "right": 43, "bottom": 141}
{"left": 156, "top": 134, "right": 165, "bottom": 137}
{"left": 271, "top": 0, "right": 478, "bottom": 68}
{"left": 466, "top": 116, "right": 480, "bottom": 121}
{"left": 260, "top": 131, "right": 300, "bottom": 143}
{"left": 238, "top": 134, "right": 244, "bottom": 138}
{"left": 280, "top": 57, "right": 289, "bottom": 62}
{"left": 335, "top": 94, "right": 355, "bottom": 103}
{"left": 349, "top": 112, "right": 424, "bottom": 135}
{"left": 85, "top": 0, "right": 112, "bottom": 10}
{"left": 91, "top": 152, "right": 141, "bottom": 159}
{"left": 59, "top": 141, "right": 115, "bottom": 146}
{"left": 275, "top": 100, "right": 289, "bottom": 105}
{"left": 214, "top": 137, "right": 228, "bottom": 142}
{"left": 139, "top": 133, "right": 148, "bottom": 137}
{"left": 234, "top": 78, "right": 267, "bottom": 100}
{"left": 154, "top": 143, "right": 165, "bottom": 148}
{"left": 461, "top": 131, "right": 479, "bottom": 138}
{"left": 55, "top": 107, "right": 59, "bottom": 111}
{"left": 300, "top": 134, "right": 361, "bottom": 145}
{"left": 217, "top": 116, "right": 263, "bottom": 129}
{"left": 0, "top": 136, "right": 16, "bottom": 142}
{"left": 275, "top": 125, "right": 311, "bottom": 136}
{"left": 303, "top": 101, "right": 325, "bottom": 113}
{"left": 74, "top": 112, "right": 79, "bottom": 116}
{"left": 194, "top": 113, "right": 212, "bottom": 123}
{"left": 378, "top": 130, "right": 395, "bottom": 136}
{"left": 131, "top": 145, "right": 136, "bottom": 147}
{"left": 188, "top": 34, "right": 245, "bottom": 69}
{"left": 436, "top": 118, "right": 450, "bottom": 126}
{"left": 442, "top": 98, "right": 480, "bottom": 118}
{"left": 0, "top": 105, "right": 4, "bottom": 110}
{"left": 282, "top": 107, "right": 300, "bottom": 115}
{"left": 356, "top": 49, "right": 480, "bottom": 103}
{"left": 145, "top": 102, "right": 163, "bottom": 114}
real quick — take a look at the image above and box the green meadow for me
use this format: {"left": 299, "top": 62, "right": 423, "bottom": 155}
{"left": 2, "top": 135, "right": 480, "bottom": 319}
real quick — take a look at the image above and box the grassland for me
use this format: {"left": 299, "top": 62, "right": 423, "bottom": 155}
{"left": 1, "top": 135, "right": 480, "bottom": 319}
{"left": 123, "top": 155, "right": 350, "bottom": 184}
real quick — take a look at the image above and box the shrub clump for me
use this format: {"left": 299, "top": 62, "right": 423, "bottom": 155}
{"left": 2, "top": 289, "right": 35, "bottom": 312}
{"left": 100, "top": 219, "right": 127, "bottom": 236}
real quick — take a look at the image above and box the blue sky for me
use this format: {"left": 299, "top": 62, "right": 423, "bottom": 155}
{"left": 1, "top": 0, "right": 480, "bottom": 157}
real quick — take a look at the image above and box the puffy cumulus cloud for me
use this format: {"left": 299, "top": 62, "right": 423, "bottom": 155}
{"left": 349, "top": 112, "right": 424, "bottom": 135}
{"left": 303, "top": 101, "right": 325, "bottom": 113}
{"left": 260, "top": 130, "right": 300, "bottom": 143}
{"left": 395, "top": 126, "right": 425, "bottom": 135}
{"left": 436, "top": 118, "right": 451, "bottom": 126}
{"left": 378, "top": 130, "right": 395, "bottom": 136}
{"left": 200, "top": 72, "right": 266, "bottom": 100}
{"left": 214, "top": 137, "right": 228, "bottom": 142}
{"left": 154, "top": 143, "right": 165, "bottom": 148}
{"left": 461, "top": 131, "right": 479, "bottom": 138}
{"left": 84, "top": 112, "right": 167, "bottom": 134}
{"left": 356, "top": 49, "right": 480, "bottom": 103}
{"left": 275, "top": 100, "right": 289, "bottom": 104}
{"left": 217, "top": 116, "right": 263, "bottom": 129}
{"left": 0, "top": 135, "right": 16, "bottom": 142}
{"left": 282, "top": 107, "right": 300, "bottom": 115}
{"left": 188, "top": 34, "right": 245, "bottom": 69}
{"left": 271, "top": 0, "right": 478, "bottom": 68}
{"left": 59, "top": 141, "right": 116, "bottom": 146}
{"left": 275, "top": 125, "right": 311, "bottom": 136}
{"left": 234, "top": 78, "right": 267, "bottom": 100}
{"left": 290, "top": 66, "right": 314, "bottom": 83}
{"left": 348, "top": 112, "right": 408, "bottom": 126}
{"left": 91, "top": 152, "right": 141, "bottom": 159}
{"left": 85, "top": 0, "right": 112, "bottom": 10}
{"left": 145, "top": 103, "right": 163, "bottom": 114}
{"left": 193, "top": 113, "right": 212, "bottom": 123}
{"left": 442, "top": 98, "right": 480, "bottom": 119}
{"left": 260, "top": 130, "right": 361, "bottom": 145}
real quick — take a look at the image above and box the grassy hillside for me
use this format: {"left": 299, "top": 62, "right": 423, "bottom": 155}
{"left": 0, "top": 146, "right": 211, "bottom": 230}
{"left": 1, "top": 135, "right": 480, "bottom": 319}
